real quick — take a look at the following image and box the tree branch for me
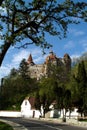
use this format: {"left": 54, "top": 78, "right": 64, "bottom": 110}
{"left": 0, "top": 0, "right": 4, "bottom": 6}
{"left": 0, "top": 41, "right": 12, "bottom": 66}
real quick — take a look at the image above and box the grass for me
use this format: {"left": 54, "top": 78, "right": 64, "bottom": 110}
{"left": 0, "top": 121, "right": 13, "bottom": 130}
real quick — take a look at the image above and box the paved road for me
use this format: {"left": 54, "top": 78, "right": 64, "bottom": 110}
{"left": 0, "top": 117, "right": 87, "bottom": 130}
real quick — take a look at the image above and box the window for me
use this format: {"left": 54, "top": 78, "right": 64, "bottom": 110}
{"left": 25, "top": 101, "right": 27, "bottom": 105}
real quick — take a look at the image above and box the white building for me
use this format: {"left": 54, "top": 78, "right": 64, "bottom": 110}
{"left": 21, "top": 96, "right": 80, "bottom": 119}
{"left": 21, "top": 96, "right": 41, "bottom": 118}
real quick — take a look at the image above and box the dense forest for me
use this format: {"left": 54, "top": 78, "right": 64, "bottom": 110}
{"left": 0, "top": 53, "right": 87, "bottom": 117}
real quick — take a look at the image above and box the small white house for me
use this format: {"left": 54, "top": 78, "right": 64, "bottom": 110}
{"left": 21, "top": 96, "right": 41, "bottom": 118}
{"left": 46, "top": 100, "right": 80, "bottom": 119}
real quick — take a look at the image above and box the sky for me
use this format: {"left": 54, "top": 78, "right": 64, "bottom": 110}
{"left": 0, "top": 1, "right": 87, "bottom": 80}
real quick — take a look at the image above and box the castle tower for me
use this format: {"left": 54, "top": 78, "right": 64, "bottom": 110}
{"left": 45, "top": 50, "right": 57, "bottom": 65}
{"left": 27, "top": 54, "right": 35, "bottom": 65}
{"left": 26, "top": 52, "right": 71, "bottom": 80}
{"left": 63, "top": 53, "right": 71, "bottom": 72}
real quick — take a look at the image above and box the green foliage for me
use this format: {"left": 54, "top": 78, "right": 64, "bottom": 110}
{"left": 1, "top": 50, "right": 87, "bottom": 117}
{"left": 1, "top": 72, "right": 38, "bottom": 110}
{"left": 63, "top": 89, "right": 71, "bottom": 110}
{"left": 34, "top": 91, "right": 41, "bottom": 110}
{"left": 0, "top": 121, "right": 13, "bottom": 130}
{"left": 19, "top": 58, "right": 29, "bottom": 79}
{"left": 54, "top": 85, "right": 64, "bottom": 109}
{"left": 9, "top": 68, "right": 18, "bottom": 77}
{"left": 39, "top": 78, "right": 57, "bottom": 111}
{"left": 76, "top": 61, "right": 87, "bottom": 115}
{"left": 70, "top": 60, "right": 87, "bottom": 116}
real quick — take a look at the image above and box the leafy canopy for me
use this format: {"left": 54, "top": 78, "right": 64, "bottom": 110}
{"left": 0, "top": 0, "right": 87, "bottom": 66}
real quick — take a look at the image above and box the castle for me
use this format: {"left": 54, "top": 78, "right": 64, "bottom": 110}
{"left": 26, "top": 51, "right": 71, "bottom": 80}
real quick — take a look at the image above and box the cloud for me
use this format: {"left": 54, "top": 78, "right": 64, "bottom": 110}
{"left": 0, "top": 65, "right": 11, "bottom": 79}
{"left": 30, "top": 48, "right": 47, "bottom": 63}
{"left": 12, "top": 50, "right": 29, "bottom": 64}
{"left": 74, "top": 31, "right": 85, "bottom": 36}
{"left": 12, "top": 48, "right": 46, "bottom": 65}
{"left": 0, "top": 48, "right": 47, "bottom": 79}
{"left": 68, "top": 28, "right": 85, "bottom": 36}
{"left": 64, "top": 41, "right": 75, "bottom": 49}
{"left": 82, "top": 42, "right": 87, "bottom": 52}
{"left": 34, "top": 54, "right": 47, "bottom": 64}
{"left": 79, "top": 38, "right": 87, "bottom": 52}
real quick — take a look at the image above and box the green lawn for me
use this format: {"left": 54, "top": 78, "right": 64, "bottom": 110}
{"left": 0, "top": 121, "right": 13, "bottom": 130}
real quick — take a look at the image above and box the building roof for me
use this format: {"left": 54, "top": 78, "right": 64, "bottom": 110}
{"left": 27, "top": 54, "right": 35, "bottom": 65}
{"left": 28, "top": 96, "right": 36, "bottom": 109}
{"left": 45, "top": 51, "right": 57, "bottom": 64}
{"left": 64, "top": 53, "right": 71, "bottom": 59}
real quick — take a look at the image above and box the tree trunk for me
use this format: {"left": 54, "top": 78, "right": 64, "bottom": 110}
{"left": 0, "top": 41, "right": 12, "bottom": 66}
{"left": 62, "top": 108, "right": 66, "bottom": 122}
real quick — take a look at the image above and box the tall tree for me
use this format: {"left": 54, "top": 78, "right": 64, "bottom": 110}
{"left": 0, "top": 0, "right": 87, "bottom": 66}
{"left": 19, "top": 59, "right": 29, "bottom": 79}
{"left": 35, "top": 91, "right": 41, "bottom": 110}
{"left": 39, "top": 77, "right": 57, "bottom": 116}
{"left": 63, "top": 89, "right": 71, "bottom": 116}
{"left": 76, "top": 61, "right": 87, "bottom": 116}
{"left": 9, "top": 68, "right": 18, "bottom": 77}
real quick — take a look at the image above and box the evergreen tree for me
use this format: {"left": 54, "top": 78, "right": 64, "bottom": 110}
{"left": 35, "top": 91, "right": 41, "bottom": 110}
{"left": 19, "top": 59, "right": 29, "bottom": 79}
{"left": 76, "top": 61, "right": 87, "bottom": 116}
{"left": 9, "top": 68, "right": 18, "bottom": 77}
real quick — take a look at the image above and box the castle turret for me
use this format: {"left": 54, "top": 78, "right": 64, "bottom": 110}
{"left": 27, "top": 54, "right": 35, "bottom": 65}
{"left": 45, "top": 51, "right": 57, "bottom": 65}
{"left": 26, "top": 52, "right": 71, "bottom": 80}
{"left": 63, "top": 53, "right": 71, "bottom": 71}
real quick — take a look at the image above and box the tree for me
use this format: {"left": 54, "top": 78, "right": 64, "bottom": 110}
{"left": 0, "top": 0, "right": 87, "bottom": 66}
{"left": 1, "top": 66, "right": 38, "bottom": 110}
{"left": 35, "top": 91, "right": 41, "bottom": 110}
{"left": 63, "top": 89, "right": 71, "bottom": 120}
{"left": 9, "top": 68, "right": 18, "bottom": 77}
{"left": 19, "top": 59, "right": 29, "bottom": 79}
{"left": 39, "top": 77, "right": 57, "bottom": 117}
{"left": 76, "top": 61, "right": 87, "bottom": 116}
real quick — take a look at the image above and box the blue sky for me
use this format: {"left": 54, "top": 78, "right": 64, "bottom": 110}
{"left": 0, "top": 1, "right": 87, "bottom": 79}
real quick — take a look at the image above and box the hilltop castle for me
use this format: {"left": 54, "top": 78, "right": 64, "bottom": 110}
{"left": 26, "top": 51, "right": 71, "bottom": 80}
